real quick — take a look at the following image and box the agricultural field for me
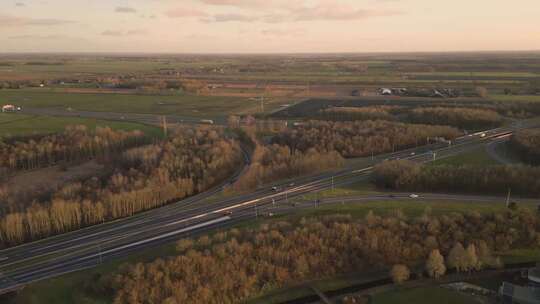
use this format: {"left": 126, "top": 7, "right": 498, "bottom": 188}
{"left": 0, "top": 113, "right": 162, "bottom": 138}
{"left": 0, "top": 89, "right": 259, "bottom": 118}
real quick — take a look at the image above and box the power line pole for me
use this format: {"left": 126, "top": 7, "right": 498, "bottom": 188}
{"left": 506, "top": 188, "right": 511, "bottom": 208}
{"left": 161, "top": 116, "right": 168, "bottom": 137}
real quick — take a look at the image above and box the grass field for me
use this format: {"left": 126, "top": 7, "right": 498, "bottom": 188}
{"left": 492, "top": 94, "right": 540, "bottom": 103}
{"left": 0, "top": 89, "right": 254, "bottom": 118}
{"left": 429, "top": 146, "right": 499, "bottom": 166}
{"left": 371, "top": 286, "right": 478, "bottom": 304}
{"left": 0, "top": 113, "right": 162, "bottom": 138}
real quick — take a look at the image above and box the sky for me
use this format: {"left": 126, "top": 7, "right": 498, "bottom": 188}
{"left": 1, "top": 0, "right": 539, "bottom": 53}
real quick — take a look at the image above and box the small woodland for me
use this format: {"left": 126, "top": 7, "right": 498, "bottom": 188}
{"left": 372, "top": 160, "right": 540, "bottom": 197}
{"left": 510, "top": 128, "right": 540, "bottom": 165}
{"left": 271, "top": 120, "right": 461, "bottom": 158}
{"left": 0, "top": 126, "right": 243, "bottom": 248}
{"left": 105, "top": 209, "right": 539, "bottom": 304}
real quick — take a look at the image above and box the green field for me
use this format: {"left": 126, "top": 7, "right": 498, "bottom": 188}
{"left": 0, "top": 89, "right": 253, "bottom": 118}
{"left": 430, "top": 146, "right": 499, "bottom": 166}
{"left": 0, "top": 113, "right": 162, "bottom": 138}
{"left": 492, "top": 94, "right": 540, "bottom": 103}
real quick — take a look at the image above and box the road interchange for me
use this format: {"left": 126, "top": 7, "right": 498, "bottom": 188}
{"left": 0, "top": 120, "right": 537, "bottom": 294}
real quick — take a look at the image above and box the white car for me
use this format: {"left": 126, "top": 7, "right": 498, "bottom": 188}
{"left": 409, "top": 194, "right": 419, "bottom": 199}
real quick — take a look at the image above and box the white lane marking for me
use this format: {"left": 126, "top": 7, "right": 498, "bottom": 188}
{"left": 83, "top": 216, "right": 230, "bottom": 260}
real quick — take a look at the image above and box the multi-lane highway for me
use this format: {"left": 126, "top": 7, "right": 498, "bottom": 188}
{"left": 0, "top": 120, "right": 535, "bottom": 294}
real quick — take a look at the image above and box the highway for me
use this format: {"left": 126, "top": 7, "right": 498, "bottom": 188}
{"left": 0, "top": 120, "right": 536, "bottom": 294}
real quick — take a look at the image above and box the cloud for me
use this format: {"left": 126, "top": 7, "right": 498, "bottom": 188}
{"left": 101, "top": 29, "right": 148, "bottom": 37}
{"left": 0, "top": 14, "right": 75, "bottom": 26}
{"left": 261, "top": 28, "right": 305, "bottom": 36}
{"left": 101, "top": 30, "right": 123, "bottom": 36}
{"left": 15, "top": 2, "right": 25, "bottom": 7}
{"left": 115, "top": 6, "right": 137, "bottom": 13}
{"left": 8, "top": 34, "right": 66, "bottom": 40}
{"left": 165, "top": 8, "right": 208, "bottom": 18}
{"left": 198, "top": 0, "right": 297, "bottom": 9}
{"left": 197, "top": 1, "right": 402, "bottom": 23}
{"left": 292, "top": 4, "right": 401, "bottom": 21}
{"left": 200, "top": 13, "right": 257, "bottom": 23}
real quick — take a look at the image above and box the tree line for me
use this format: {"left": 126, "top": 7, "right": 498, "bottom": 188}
{"left": 271, "top": 120, "right": 461, "bottom": 158}
{"left": 373, "top": 160, "right": 540, "bottom": 197}
{"left": 105, "top": 208, "right": 539, "bottom": 304}
{"left": 317, "top": 106, "right": 503, "bottom": 130}
{"left": 510, "top": 128, "right": 540, "bottom": 165}
{"left": 0, "top": 125, "right": 146, "bottom": 177}
{"left": 0, "top": 127, "right": 243, "bottom": 247}
{"left": 407, "top": 107, "right": 503, "bottom": 130}
{"left": 233, "top": 143, "right": 344, "bottom": 191}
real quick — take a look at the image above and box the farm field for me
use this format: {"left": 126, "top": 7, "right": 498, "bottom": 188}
{"left": 0, "top": 89, "right": 258, "bottom": 118}
{"left": 429, "top": 146, "right": 499, "bottom": 166}
{"left": 0, "top": 113, "right": 162, "bottom": 138}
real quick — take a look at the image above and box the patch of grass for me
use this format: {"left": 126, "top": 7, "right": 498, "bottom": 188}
{"left": 371, "top": 286, "right": 478, "bottom": 304}
{"left": 491, "top": 94, "right": 540, "bottom": 103}
{"left": 500, "top": 248, "right": 540, "bottom": 264}
{"left": 287, "top": 199, "right": 523, "bottom": 219}
{"left": 0, "top": 89, "right": 250, "bottom": 118}
{"left": 298, "top": 179, "right": 380, "bottom": 201}
{"left": 0, "top": 113, "right": 162, "bottom": 138}
{"left": 429, "top": 146, "right": 499, "bottom": 166}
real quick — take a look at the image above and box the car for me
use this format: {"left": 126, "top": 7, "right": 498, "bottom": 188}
{"left": 222, "top": 211, "right": 233, "bottom": 216}
{"left": 388, "top": 194, "right": 395, "bottom": 198}
{"left": 288, "top": 182, "right": 295, "bottom": 187}
{"left": 410, "top": 152, "right": 416, "bottom": 156}
{"left": 272, "top": 186, "right": 279, "bottom": 191}
{"left": 480, "top": 133, "right": 487, "bottom": 138}
{"left": 409, "top": 194, "right": 419, "bottom": 198}
{"left": 265, "top": 212, "right": 274, "bottom": 217}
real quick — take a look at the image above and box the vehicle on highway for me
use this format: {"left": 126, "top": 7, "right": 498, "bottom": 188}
{"left": 272, "top": 186, "right": 279, "bottom": 191}
{"left": 388, "top": 194, "right": 396, "bottom": 198}
{"left": 480, "top": 133, "right": 487, "bottom": 138}
{"left": 410, "top": 152, "right": 416, "bottom": 156}
{"left": 409, "top": 194, "right": 419, "bottom": 198}
{"left": 288, "top": 182, "right": 295, "bottom": 187}
{"left": 222, "top": 211, "right": 233, "bottom": 216}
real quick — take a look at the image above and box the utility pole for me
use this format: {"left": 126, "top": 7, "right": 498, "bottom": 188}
{"left": 331, "top": 176, "right": 334, "bottom": 192}
{"left": 432, "top": 151, "right": 437, "bottom": 161}
{"left": 506, "top": 188, "right": 511, "bottom": 208}
{"left": 161, "top": 116, "right": 168, "bottom": 137}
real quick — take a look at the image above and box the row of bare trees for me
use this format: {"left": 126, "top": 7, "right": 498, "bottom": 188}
{"left": 107, "top": 208, "right": 539, "bottom": 304}
{"left": 0, "top": 127, "right": 243, "bottom": 247}
{"left": 407, "top": 107, "right": 503, "bottom": 130}
{"left": 271, "top": 120, "right": 461, "bottom": 158}
{"left": 373, "top": 160, "right": 540, "bottom": 197}
{"left": 233, "top": 143, "right": 344, "bottom": 191}
{"left": 0, "top": 125, "right": 146, "bottom": 177}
